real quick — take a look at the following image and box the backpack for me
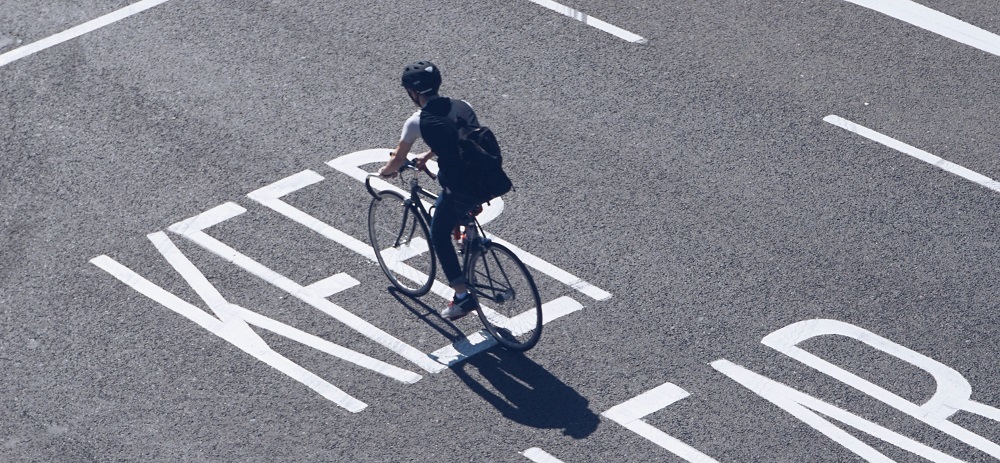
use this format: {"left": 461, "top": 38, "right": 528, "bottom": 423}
{"left": 453, "top": 117, "right": 513, "bottom": 203}
{"left": 420, "top": 99, "right": 513, "bottom": 204}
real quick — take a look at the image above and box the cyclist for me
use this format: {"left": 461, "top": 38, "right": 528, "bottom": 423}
{"left": 379, "top": 60, "right": 482, "bottom": 320}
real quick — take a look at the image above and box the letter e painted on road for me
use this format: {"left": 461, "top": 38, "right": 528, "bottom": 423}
{"left": 602, "top": 383, "right": 720, "bottom": 462}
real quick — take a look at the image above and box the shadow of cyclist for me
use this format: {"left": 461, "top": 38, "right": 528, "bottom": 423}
{"left": 387, "top": 287, "right": 599, "bottom": 438}
{"left": 452, "top": 348, "right": 600, "bottom": 439}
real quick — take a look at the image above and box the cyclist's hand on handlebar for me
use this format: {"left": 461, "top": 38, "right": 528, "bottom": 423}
{"left": 414, "top": 151, "right": 433, "bottom": 171}
{"left": 379, "top": 150, "right": 401, "bottom": 178}
{"left": 378, "top": 165, "right": 398, "bottom": 178}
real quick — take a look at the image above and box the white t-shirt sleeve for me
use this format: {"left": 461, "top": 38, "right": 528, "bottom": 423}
{"left": 400, "top": 110, "right": 422, "bottom": 144}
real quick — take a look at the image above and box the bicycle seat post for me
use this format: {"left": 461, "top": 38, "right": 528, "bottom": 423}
{"left": 465, "top": 215, "right": 479, "bottom": 247}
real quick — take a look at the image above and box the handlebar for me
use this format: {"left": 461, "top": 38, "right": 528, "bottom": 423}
{"left": 365, "top": 158, "right": 437, "bottom": 198}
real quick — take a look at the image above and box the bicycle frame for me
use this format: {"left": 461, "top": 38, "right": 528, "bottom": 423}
{"left": 366, "top": 164, "right": 435, "bottom": 222}
{"left": 365, "top": 162, "right": 485, "bottom": 261}
{"left": 365, "top": 160, "right": 543, "bottom": 351}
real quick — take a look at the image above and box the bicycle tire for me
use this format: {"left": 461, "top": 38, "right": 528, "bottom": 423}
{"left": 468, "top": 241, "right": 542, "bottom": 351}
{"left": 368, "top": 190, "right": 436, "bottom": 297}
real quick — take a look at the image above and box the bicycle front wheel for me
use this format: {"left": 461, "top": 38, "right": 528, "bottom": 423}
{"left": 468, "top": 242, "right": 543, "bottom": 351}
{"left": 368, "top": 190, "right": 436, "bottom": 297}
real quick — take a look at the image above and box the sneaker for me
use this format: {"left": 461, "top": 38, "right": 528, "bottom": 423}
{"left": 441, "top": 293, "right": 478, "bottom": 320}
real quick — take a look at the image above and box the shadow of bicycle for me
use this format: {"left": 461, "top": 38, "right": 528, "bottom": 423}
{"left": 453, "top": 349, "right": 600, "bottom": 439}
{"left": 386, "top": 287, "right": 599, "bottom": 438}
{"left": 387, "top": 287, "right": 467, "bottom": 342}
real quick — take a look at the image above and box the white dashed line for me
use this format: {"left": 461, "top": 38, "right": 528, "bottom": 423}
{"left": 526, "top": 0, "right": 648, "bottom": 44}
{"left": 522, "top": 447, "right": 566, "bottom": 463}
{"left": 839, "top": 0, "right": 1000, "bottom": 58}
{"left": 825, "top": 115, "right": 1000, "bottom": 194}
{"left": 0, "top": 0, "right": 173, "bottom": 67}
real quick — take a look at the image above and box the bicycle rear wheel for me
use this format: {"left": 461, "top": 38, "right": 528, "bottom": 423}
{"left": 368, "top": 190, "right": 436, "bottom": 297}
{"left": 468, "top": 242, "right": 542, "bottom": 351}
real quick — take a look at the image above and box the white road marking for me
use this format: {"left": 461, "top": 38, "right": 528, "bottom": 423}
{"left": 247, "top": 169, "right": 517, "bottom": 361}
{"left": 839, "top": 0, "right": 1000, "bottom": 58}
{"left": 168, "top": 202, "right": 447, "bottom": 374}
{"left": 326, "top": 149, "right": 506, "bottom": 226}
{"left": 487, "top": 236, "right": 613, "bottom": 301}
{"left": 825, "top": 115, "right": 1000, "bottom": 193}
{"left": 303, "top": 273, "right": 360, "bottom": 299}
{"left": 93, "top": 144, "right": 611, "bottom": 412}
{"left": 526, "top": 0, "right": 648, "bottom": 44}
{"left": 428, "top": 296, "right": 583, "bottom": 365}
{"left": 763, "top": 319, "right": 1000, "bottom": 458}
{"left": 142, "top": 231, "right": 417, "bottom": 378}
{"left": 246, "top": 169, "right": 459, "bottom": 305}
{"left": 245, "top": 170, "right": 548, "bottom": 363}
{"left": 0, "top": 0, "right": 173, "bottom": 67}
{"left": 522, "top": 447, "right": 566, "bottom": 463}
{"left": 148, "top": 229, "right": 420, "bottom": 385}
{"left": 90, "top": 253, "right": 371, "bottom": 413}
{"left": 326, "top": 149, "right": 614, "bottom": 302}
{"left": 602, "top": 383, "right": 720, "bottom": 463}
{"left": 713, "top": 359, "right": 966, "bottom": 463}
{"left": 379, "top": 238, "right": 431, "bottom": 263}
{"left": 0, "top": 0, "right": 648, "bottom": 69}
{"left": 602, "top": 382, "right": 690, "bottom": 424}
{"left": 225, "top": 303, "right": 421, "bottom": 384}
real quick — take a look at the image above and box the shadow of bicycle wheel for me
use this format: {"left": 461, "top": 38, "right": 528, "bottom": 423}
{"left": 387, "top": 287, "right": 468, "bottom": 343}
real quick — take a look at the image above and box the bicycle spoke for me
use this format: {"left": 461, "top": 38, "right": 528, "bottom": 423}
{"left": 469, "top": 243, "right": 542, "bottom": 351}
{"left": 368, "top": 191, "right": 436, "bottom": 296}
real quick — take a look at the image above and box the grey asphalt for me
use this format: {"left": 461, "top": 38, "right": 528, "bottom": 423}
{"left": 2, "top": 0, "right": 999, "bottom": 461}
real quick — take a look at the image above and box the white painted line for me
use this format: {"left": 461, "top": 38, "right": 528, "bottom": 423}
{"left": 522, "top": 447, "right": 566, "bottom": 463}
{"left": 713, "top": 359, "right": 967, "bottom": 463}
{"left": 304, "top": 273, "right": 360, "bottom": 299}
{"left": 825, "top": 115, "right": 1000, "bottom": 193}
{"left": 227, "top": 304, "right": 422, "bottom": 384}
{"left": 430, "top": 330, "right": 495, "bottom": 366}
{"left": 615, "top": 419, "right": 720, "bottom": 463}
{"left": 965, "top": 400, "right": 1000, "bottom": 422}
{"left": 327, "top": 150, "right": 613, "bottom": 302}
{"left": 488, "top": 235, "right": 613, "bottom": 301}
{"left": 840, "top": 0, "right": 1000, "bottom": 58}
{"left": 763, "top": 319, "right": 1000, "bottom": 458}
{"left": 526, "top": 0, "right": 648, "bottom": 44}
{"left": 247, "top": 170, "right": 379, "bottom": 263}
{"left": 90, "top": 254, "right": 369, "bottom": 412}
{"left": 147, "top": 231, "right": 420, "bottom": 384}
{"left": 429, "top": 296, "right": 583, "bottom": 366}
{"left": 247, "top": 169, "right": 455, "bottom": 301}
{"left": 325, "top": 149, "right": 506, "bottom": 226}
{"left": 602, "top": 382, "right": 690, "bottom": 425}
{"left": 0, "top": 0, "right": 173, "bottom": 68}
{"left": 379, "top": 237, "right": 431, "bottom": 263}
{"left": 601, "top": 383, "right": 720, "bottom": 463}
{"left": 168, "top": 202, "right": 448, "bottom": 374}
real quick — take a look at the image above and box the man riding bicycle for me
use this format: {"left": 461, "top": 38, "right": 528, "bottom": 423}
{"left": 379, "top": 61, "right": 482, "bottom": 320}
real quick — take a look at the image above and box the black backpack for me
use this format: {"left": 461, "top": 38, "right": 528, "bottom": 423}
{"left": 420, "top": 100, "right": 513, "bottom": 204}
{"left": 453, "top": 117, "right": 513, "bottom": 203}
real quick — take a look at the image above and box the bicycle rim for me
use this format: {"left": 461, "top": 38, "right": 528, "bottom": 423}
{"left": 368, "top": 190, "right": 436, "bottom": 296}
{"left": 469, "top": 242, "right": 542, "bottom": 351}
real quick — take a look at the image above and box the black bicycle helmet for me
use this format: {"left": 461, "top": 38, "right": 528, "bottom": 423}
{"left": 400, "top": 61, "right": 442, "bottom": 94}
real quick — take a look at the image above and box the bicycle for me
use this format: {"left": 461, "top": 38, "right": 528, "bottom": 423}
{"left": 365, "top": 159, "right": 543, "bottom": 351}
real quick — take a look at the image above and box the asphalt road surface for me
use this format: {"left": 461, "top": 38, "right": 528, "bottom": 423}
{"left": 2, "top": 1, "right": 999, "bottom": 461}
